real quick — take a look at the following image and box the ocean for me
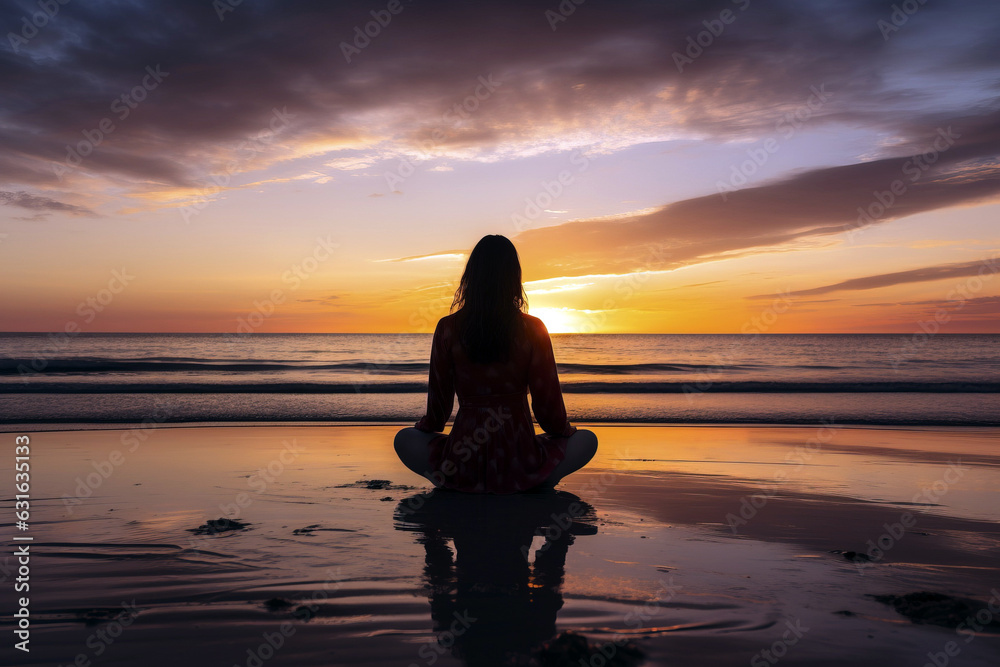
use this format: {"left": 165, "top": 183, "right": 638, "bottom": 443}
{"left": 1, "top": 333, "right": 998, "bottom": 427}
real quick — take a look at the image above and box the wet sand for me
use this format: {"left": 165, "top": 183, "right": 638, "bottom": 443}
{"left": 3, "top": 424, "right": 1000, "bottom": 666}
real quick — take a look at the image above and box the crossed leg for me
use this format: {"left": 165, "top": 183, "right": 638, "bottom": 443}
{"left": 393, "top": 427, "right": 439, "bottom": 483}
{"left": 393, "top": 427, "right": 599, "bottom": 489}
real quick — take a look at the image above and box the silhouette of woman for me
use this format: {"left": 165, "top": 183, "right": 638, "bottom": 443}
{"left": 394, "top": 234, "right": 598, "bottom": 493}
{"left": 393, "top": 489, "right": 600, "bottom": 666}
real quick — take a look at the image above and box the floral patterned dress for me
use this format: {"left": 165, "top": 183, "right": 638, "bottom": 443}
{"left": 414, "top": 312, "right": 576, "bottom": 493}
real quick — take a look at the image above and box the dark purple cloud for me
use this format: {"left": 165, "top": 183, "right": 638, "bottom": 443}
{"left": 0, "top": 189, "right": 94, "bottom": 216}
{"left": 0, "top": 0, "right": 996, "bottom": 190}
{"left": 749, "top": 257, "right": 1000, "bottom": 299}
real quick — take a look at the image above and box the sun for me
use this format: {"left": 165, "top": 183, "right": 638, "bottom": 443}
{"left": 528, "top": 307, "right": 581, "bottom": 334}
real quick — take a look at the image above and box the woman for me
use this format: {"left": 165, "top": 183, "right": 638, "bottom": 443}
{"left": 394, "top": 234, "right": 598, "bottom": 494}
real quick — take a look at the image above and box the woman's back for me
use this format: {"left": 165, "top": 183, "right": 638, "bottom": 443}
{"left": 415, "top": 311, "right": 576, "bottom": 493}
{"left": 419, "top": 311, "right": 574, "bottom": 439}
{"left": 449, "top": 309, "right": 534, "bottom": 395}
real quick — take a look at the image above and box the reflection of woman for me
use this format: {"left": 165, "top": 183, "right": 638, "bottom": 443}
{"left": 394, "top": 235, "right": 598, "bottom": 494}
{"left": 394, "top": 489, "right": 599, "bottom": 666}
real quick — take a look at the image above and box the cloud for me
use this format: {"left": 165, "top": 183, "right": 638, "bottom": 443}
{"left": 375, "top": 252, "right": 466, "bottom": 263}
{"left": 859, "top": 294, "right": 1000, "bottom": 313}
{"left": 509, "top": 110, "right": 1000, "bottom": 280}
{"left": 0, "top": 191, "right": 95, "bottom": 217}
{"left": 1, "top": 0, "right": 997, "bottom": 204}
{"left": 525, "top": 282, "right": 595, "bottom": 295}
{"left": 325, "top": 156, "right": 377, "bottom": 170}
{"left": 907, "top": 295, "right": 1000, "bottom": 318}
{"left": 750, "top": 257, "right": 1000, "bottom": 299}
{"left": 297, "top": 294, "right": 341, "bottom": 306}
{"left": 854, "top": 295, "right": 1000, "bottom": 329}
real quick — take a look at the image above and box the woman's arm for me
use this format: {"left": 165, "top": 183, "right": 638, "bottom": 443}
{"left": 415, "top": 317, "right": 455, "bottom": 433}
{"left": 527, "top": 318, "right": 576, "bottom": 437}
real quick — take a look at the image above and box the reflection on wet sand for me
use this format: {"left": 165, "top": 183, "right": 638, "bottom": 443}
{"left": 394, "top": 489, "right": 619, "bottom": 666}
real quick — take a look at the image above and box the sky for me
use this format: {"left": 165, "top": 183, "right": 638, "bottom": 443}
{"left": 1, "top": 0, "right": 998, "bottom": 333}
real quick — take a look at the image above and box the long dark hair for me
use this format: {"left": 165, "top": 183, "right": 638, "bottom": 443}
{"left": 451, "top": 235, "right": 527, "bottom": 364}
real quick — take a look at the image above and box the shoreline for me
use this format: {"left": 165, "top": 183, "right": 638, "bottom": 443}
{"left": 6, "top": 390, "right": 999, "bottom": 428}
{"left": 6, "top": 419, "right": 1000, "bottom": 433}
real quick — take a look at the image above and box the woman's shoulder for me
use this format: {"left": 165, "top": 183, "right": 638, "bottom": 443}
{"left": 519, "top": 311, "right": 542, "bottom": 326}
{"left": 518, "top": 312, "right": 549, "bottom": 336}
{"left": 435, "top": 312, "right": 458, "bottom": 330}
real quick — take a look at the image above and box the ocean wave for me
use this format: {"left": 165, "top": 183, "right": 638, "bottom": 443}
{"left": 0, "top": 358, "right": 892, "bottom": 376}
{"left": 0, "top": 359, "right": 429, "bottom": 374}
{"left": 6, "top": 415, "right": 1000, "bottom": 427}
{"left": 2, "top": 381, "right": 998, "bottom": 393}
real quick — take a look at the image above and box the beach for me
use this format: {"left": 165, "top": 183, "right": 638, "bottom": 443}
{"left": 5, "top": 423, "right": 999, "bottom": 666}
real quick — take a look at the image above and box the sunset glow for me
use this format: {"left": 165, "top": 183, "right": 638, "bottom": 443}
{"left": 1, "top": 2, "right": 998, "bottom": 333}
{"left": 528, "top": 308, "right": 584, "bottom": 334}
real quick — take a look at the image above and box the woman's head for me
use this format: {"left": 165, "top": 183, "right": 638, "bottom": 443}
{"left": 451, "top": 235, "right": 527, "bottom": 363}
